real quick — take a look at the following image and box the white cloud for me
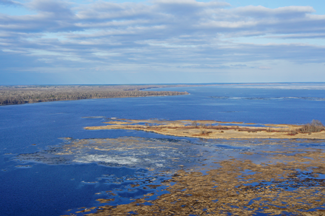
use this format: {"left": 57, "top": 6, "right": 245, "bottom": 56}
{"left": 235, "top": 5, "right": 315, "bottom": 16}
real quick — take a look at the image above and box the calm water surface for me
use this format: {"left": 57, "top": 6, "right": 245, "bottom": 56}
{"left": 1, "top": 84, "right": 325, "bottom": 216}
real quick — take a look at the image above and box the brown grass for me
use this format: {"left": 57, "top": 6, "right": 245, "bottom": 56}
{"left": 85, "top": 119, "right": 325, "bottom": 139}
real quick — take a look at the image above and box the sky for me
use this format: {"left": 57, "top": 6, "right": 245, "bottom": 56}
{"left": 0, "top": 0, "right": 325, "bottom": 84}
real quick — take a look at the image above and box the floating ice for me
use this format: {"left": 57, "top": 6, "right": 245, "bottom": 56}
{"left": 73, "top": 155, "right": 139, "bottom": 165}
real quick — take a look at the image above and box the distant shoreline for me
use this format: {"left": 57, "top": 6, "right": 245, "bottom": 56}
{"left": 0, "top": 85, "right": 191, "bottom": 106}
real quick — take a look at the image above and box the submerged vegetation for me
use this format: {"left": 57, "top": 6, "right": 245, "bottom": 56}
{"left": 82, "top": 145, "right": 325, "bottom": 216}
{"left": 0, "top": 85, "right": 189, "bottom": 106}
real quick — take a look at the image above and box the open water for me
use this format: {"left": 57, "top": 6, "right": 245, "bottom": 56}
{"left": 1, "top": 83, "right": 325, "bottom": 216}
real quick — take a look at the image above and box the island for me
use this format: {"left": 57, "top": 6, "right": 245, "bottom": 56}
{"left": 85, "top": 119, "right": 325, "bottom": 139}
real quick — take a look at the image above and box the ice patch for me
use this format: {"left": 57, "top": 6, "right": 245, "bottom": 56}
{"left": 73, "top": 155, "right": 139, "bottom": 165}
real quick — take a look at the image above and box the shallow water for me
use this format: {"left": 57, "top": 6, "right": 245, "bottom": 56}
{"left": 1, "top": 83, "right": 325, "bottom": 216}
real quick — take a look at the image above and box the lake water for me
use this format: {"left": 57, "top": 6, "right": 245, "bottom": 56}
{"left": 1, "top": 83, "right": 325, "bottom": 216}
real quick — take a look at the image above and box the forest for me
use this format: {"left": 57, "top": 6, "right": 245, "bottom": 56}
{"left": 0, "top": 85, "right": 189, "bottom": 105}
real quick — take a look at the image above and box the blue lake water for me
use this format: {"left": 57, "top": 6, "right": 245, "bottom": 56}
{"left": 1, "top": 84, "right": 325, "bottom": 216}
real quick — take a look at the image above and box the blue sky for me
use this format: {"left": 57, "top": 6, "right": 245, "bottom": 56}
{"left": 0, "top": 0, "right": 325, "bottom": 84}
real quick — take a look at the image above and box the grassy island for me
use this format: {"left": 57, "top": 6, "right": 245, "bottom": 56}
{"left": 85, "top": 119, "right": 325, "bottom": 140}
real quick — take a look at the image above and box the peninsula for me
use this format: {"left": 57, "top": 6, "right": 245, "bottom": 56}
{"left": 0, "top": 85, "right": 189, "bottom": 106}
{"left": 85, "top": 119, "right": 325, "bottom": 139}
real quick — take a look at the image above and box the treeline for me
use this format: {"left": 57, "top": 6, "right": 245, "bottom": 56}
{"left": 0, "top": 85, "right": 189, "bottom": 106}
{"left": 297, "top": 120, "right": 324, "bottom": 133}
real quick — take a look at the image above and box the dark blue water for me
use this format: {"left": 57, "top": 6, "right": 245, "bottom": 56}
{"left": 1, "top": 84, "right": 325, "bottom": 216}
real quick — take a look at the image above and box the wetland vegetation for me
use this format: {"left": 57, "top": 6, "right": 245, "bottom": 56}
{"left": 84, "top": 147, "right": 325, "bottom": 216}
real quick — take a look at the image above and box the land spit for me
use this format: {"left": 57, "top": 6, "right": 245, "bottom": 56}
{"left": 0, "top": 85, "right": 189, "bottom": 106}
{"left": 85, "top": 119, "right": 325, "bottom": 140}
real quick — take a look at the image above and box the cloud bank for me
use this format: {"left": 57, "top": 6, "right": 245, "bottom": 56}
{"left": 1, "top": 0, "right": 325, "bottom": 83}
